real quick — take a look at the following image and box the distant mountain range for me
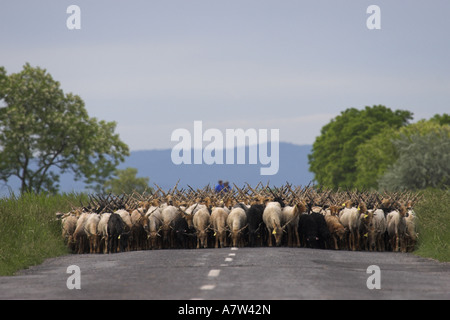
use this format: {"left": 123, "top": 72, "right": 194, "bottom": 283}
{"left": 0, "top": 143, "right": 314, "bottom": 195}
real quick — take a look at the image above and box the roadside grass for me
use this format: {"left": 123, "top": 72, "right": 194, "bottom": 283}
{"left": 0, "top": 192, "right": 86, "bottom": 276}
{"left": 413, "top": 188, "right": 450, "bottom": 262}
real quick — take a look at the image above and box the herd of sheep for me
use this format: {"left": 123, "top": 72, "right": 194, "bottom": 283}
{"left": 57, "top": 183, "right": 419, "bottom": 254}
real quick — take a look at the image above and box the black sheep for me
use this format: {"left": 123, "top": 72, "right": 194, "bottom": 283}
{"left": 312, "top": 212, "right": 331, "bottom": 249}
{"left": 246, "top": 204, "right": 266, "bottom": 247}
{"left": 298, "top": 212, "right": 330, "bottom": 249}
{"left": 107, "top": 213, "right": 127, "bottom": 253}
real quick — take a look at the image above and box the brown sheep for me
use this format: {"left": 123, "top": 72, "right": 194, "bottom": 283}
{"left": 325, "top": 206, "right": 346, "bottom": 250}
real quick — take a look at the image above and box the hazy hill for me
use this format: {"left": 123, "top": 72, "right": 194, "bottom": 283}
{"left": 0, "top": 143, "right": 314, "bottom": 195}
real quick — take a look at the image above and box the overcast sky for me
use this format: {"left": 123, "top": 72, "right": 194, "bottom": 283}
{"left": 1, "top": 0, "right": 449, "bottom": 150}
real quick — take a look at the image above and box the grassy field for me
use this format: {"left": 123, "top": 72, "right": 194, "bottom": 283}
{"left": 413, "top": 188, "right": 450, "bottom": 262}
{"left": 0, "top": 189, "right": 448, "bottom": 276}
{"left": 0, "top": 192, "right": 86, "bottom": 276}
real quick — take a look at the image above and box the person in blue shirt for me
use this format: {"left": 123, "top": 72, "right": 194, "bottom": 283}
{"left": 223, "top": 181, "right": 231, "bottom": 193}
{"left": 215, "top": 180, "right": 224, "bottom": 193}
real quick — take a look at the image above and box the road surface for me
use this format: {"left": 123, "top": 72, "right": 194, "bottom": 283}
{"left": 0, "top": 247, "right": 449, "bottom": 300}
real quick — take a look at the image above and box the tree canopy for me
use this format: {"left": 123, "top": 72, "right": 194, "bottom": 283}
{"left": 308, "top": 105, "right": 413, "bottom": 189}
{"left": 355, "top": 118, "right": 449, "bottom": 189}
{"left": 377, "top": 124, "right": 450, "bottom": 191}
{"left": 103, "top": 167, "right": 151, "bottom": 194}
{"left": 0, "top": 63, "right": 129, "bottom": 193}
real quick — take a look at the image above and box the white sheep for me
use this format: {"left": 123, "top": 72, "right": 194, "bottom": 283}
{"left": 387, "top": 205, "right": 407, "bottom": 252}
{"left": 84, "top": 213, "right": 101, "bottom": 253}
{"left": 193, "top": 207, "right": 211, "bottom": 249}
{"left": 61, "top": 213, "right": 78, "bottom": 252}
{"left": 263, "top": 202, "right": 283, "bottom": 247}
{"left": 227, "top": 207, "right": 247, "bottom": 248}
{"left": 182, "top": 203, "right": 207, "bottom": 230}
{"left": 339, "top": 200, "right": 360, "bottom": 251}
{"left": 281, "top": 203, "right": 306, "bottom": 247}
{"left": 160, "top": 205, "right": 180, "bottom": 248}
{"left": 98, "top": 212, "right": 111, "bottom": 254}
{"left": 73, "top": 212, "right": 89, "bottom": 254}
{"left": 405, "top": 209, "right": 418, "bottom": 252}
{"left": 211, "top": 207, "right": 230, "bottom": 248}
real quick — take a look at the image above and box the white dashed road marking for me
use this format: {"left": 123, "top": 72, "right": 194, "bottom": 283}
{"left": 200, "top": 284, "right": 216, "bottom": 290}
{"left": 208, "top": 269, "right": 221, "bottom": 277}
{"left": 197, "top": 247, "right": 239, "bottom": 297}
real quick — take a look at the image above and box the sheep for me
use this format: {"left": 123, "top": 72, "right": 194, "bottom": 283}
{"left": 211, "top": 206, "right": 230, "bottom": 248}
{"left": 193, "top": 207, "right": 211, "bottom": 249}
{"left": 107, "top": 213, "right": 126, "bottom": 253}
{"left": 325, "top": 206, "right": 346, "bottom": 250}
{"left": 115, "top": 209, "right": 132, "bottom": 251}
{"left": 227, "top": 206, "right": 248, "bottom": 248}
{"left": 281, "top": 203, "right": 306, "bottom": 247}
{"left": 146, "top": 207, "right": 163, "bottom": 249}
{"left": 367, "top": 209, "right": 387, "bottom": 252}
{"left": 299, "top": 212, "right": 330, "bottom": 249}
{"left": 84, "top": 213, "right": 101, "bottom": 254}
{"left": 181, "top": 203, "right": 207, "bottom": 231}
{"left": 298, "top": 214, "right": 318, "bottom": 248}
{"left": 73, "top": 212, "right": 89, "bottom": 254}
{"left": 58, "top": 184, "right": 421, "bottom": 253}
{"left": 98, "top": 213, "right": 111, "bottom": 254}
{"left": 263, "top": 201, "right": 284, "bottom": 247}
{"left": 405, "top": 209, "right": 418, "bottom": 252}
{"left": 246, "top": 204, "right": 266, "bottom": 247}
{"left": 357, "top": 202, "right": 370, "bottom": 251}
{"left": 172, "top": 213, "right": 192, "bottom": 249}
{"left": 339, "top": 200, "right": 360, "bottom": 251}
{"left": 387, "top": 204, "right": 407, "bottom": 252}
{"left": 161, "top": 205, "right": 181, "bottom": 249}
{"left": 130, "top": 208, "right": 150, "bottom": 251}
{"left": 61, "top": 213, "right": 78, "bottom": 252}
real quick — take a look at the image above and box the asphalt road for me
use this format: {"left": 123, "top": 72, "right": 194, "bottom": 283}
{"left": 0, "top": 247, "right": 449, "bottom": 300}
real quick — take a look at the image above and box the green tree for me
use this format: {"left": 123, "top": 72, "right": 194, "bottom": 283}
{"left": 355, "top": 118, "right": 449, "bottom": 189}
{"left": 430, "top": 113, "right": 450, "bottom": 126}
{"left": 354, "top": 127, "right": 399, "bottom": 189}
{"left": 378, "top": 127, "right": 450, "bottom": 190}
{"left": 308, "top": 105, "right": 412, "bottom": 189}
{"left": 0, "top": 63, "right": 129, "bottom": 193}
{"left": 103, "top": 167, "right": 150, "bottom": 194}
